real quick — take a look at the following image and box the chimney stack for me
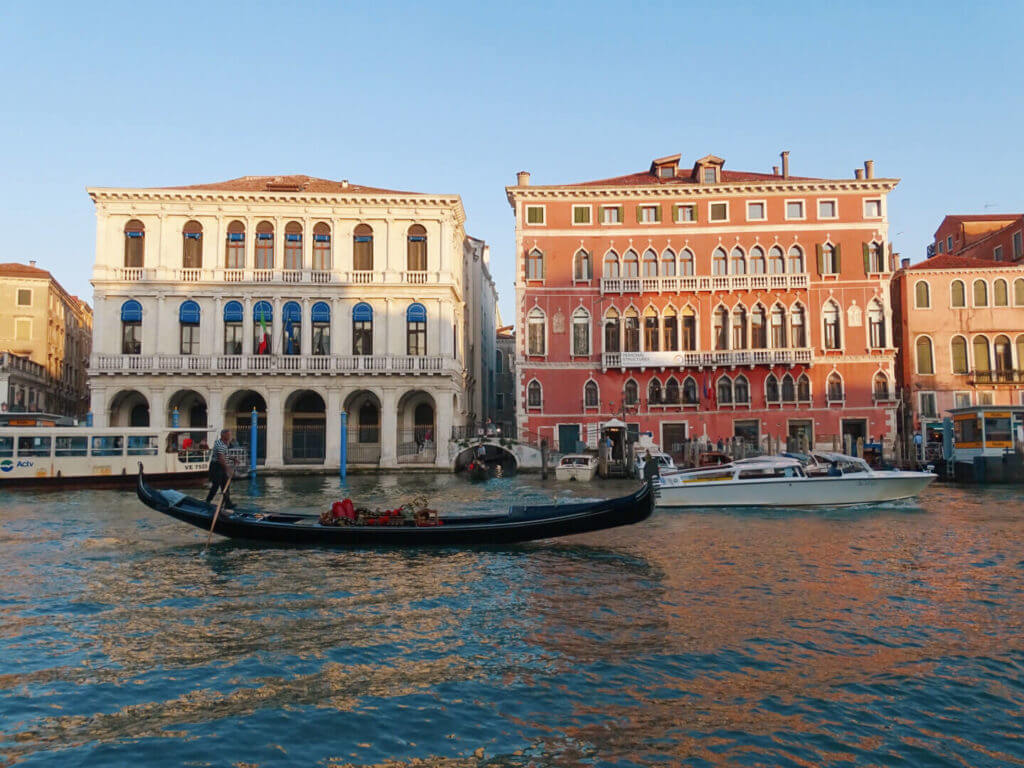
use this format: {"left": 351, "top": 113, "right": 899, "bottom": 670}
{"left": 341, "top": 179, "right": 349, "bottom": 189}
{"left": 28, "top": 260, "right": 36, "bottom": 267}
{"left": 864, "top": 160, "right": 875, "bottom": 179}
{"left": 901, "top": 257, "right": 910, "bottom": 270}
{"left": 854, "top": 168, "right": 864, "bottom": 180}
{"left": 780, "top": 151, "right": 790, "bottom": 179}
{"left": 772, "top": 165, "right": 780, "bottom": 176}
{"left": 516, "top": 171, "right": 531, "bottom": 186}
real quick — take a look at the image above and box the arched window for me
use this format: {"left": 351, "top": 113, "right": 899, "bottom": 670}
{"left": 787, "top": 245, "right": 804, "bottom": 273}
{"left": 951, "top": 335, "right": 968, "bottom": 374}
{"left": 572, "top": 308, "right": 590, "bottom": 356}
{"left": 1017, "top": 335, "right": 1024, "bottom": 372}
{"left": 768, "top": 245, "right": 785, "bottom": 274}
{"left": 730, "top": 247, "right": 746, "bottom": 275}
{"left": 867, "top": 241, "right": 885, "bottom": 273}
{"left": 951, "top": 279, "right": 966, "bottom": 308}
{"left": 312, "top": 223, "right": 331, "bottom": 271}
{"left": 679, "top": 248, "right": 694, "bottom": 276}
{"left": 916, "top": 336, "right": 934, "bottom": 374}
{"left": 622, "top": 249, "right": 639, "bottom": 277}
{"left": 820, "top": 243, "right": 838, "bottom": 274}
{"left": 749, "top": 246, "right": 766, "bottom": 274}
{"left": 603, "top": 250, "right": 620, "bottom": 278}
{"left": 223, "top": 300, "right": 243, "bottom": 354}
{"left": 765, "top": 374, "right": 780, "bottom": 403}
{"left": 827, "top": 372, "right": 844, "bottom": 402}
{"left": 353, "top": 302, "right": 373, "bottom": 355}
{"left": 526, "top": 248, "right": 544, "bottom": 280}
{"left": 712, "top": 247, "right": 728, "bottom": 276}
{"left": 619, "top": 378, "right": 638, "bottom": 406}
{"left": 1015, "top": 278, "right": 1024, "bottom": 306}
{"left": 225, "top": 220, "right": 245, "bottom": 269}
{"left": 358, "top": 401, "right": 379, "bottom": 443}
{"left": 791, "top": 304, "right": 807, "bottom": 347}
{"left": 642, "top": 249, "right": 658, "bottom": 277}
{"left": 682, "top": 376, "right": 698, "bottom": 405}
{"left": 665, "top": 376, "right": 680, "bottom": 404}
{"left": 311, "top": 301, "right": 330, "bottom": 355}
{"left": 662, "top": 306, "right": 678, "bottom": 350}
{"left": 574, "top": 249, "right": 592, "bottom": 281}
{"left": 526, "top": 307, "right": 545, "bottom": 356}
{"left": 255, "top": 221, "right": 274, "bottom": 270}
{"left": 734, "top": 375, "right": 750, "bottom": 404}
{"left": 713, "top": 306, "right": 729, "bottom": 350}
{"left": 867, "top": 300, "right": 885, "bottom": 348}
{"left": 973, "top": 335, "right": 991, "bottom": 372}
{"left": 781, "top": 374, "right": 796, "bottom": 402}
{"left": 770, "top": 305, "right": 787, "bottom": 348}
{"left": 660, "top": 249, "right": 676, "bottom": 276}
{"left": 643, "top": 306, "right": 659, "bottom": 351}
{"left": 974, "top": 279, "right": 988, "bottom": 307}
{"left": 994, "top": 279, "right": 1009, "bottom": 307}
{"left": 527, "top": 379, "right": 542, "bottom": 408}
{"left": 584, "top": 380, "right": 599, "bottom": 408}
{"left": 179, "top": 300, "right": 200, "bottom": 355}
{"left": 731, "top": 305, "right": 747, "bottom": 349}
{"left": 182, "top": 220, "right": 202, "bottom": 269}
{"left": 994, "top": 335, "right": 1012, "bottom": 373}
{"left": 680, "top": 306, "right": 696, "bottom": 351}
{"left": 648, "top": 377, "right": 663, "bottom": 404}
{"left": 604, "top": 308, "right": 620, "bottom": 353}
{"left": 284, "top": 221, "right": 302, "bottom": 271}
{"left": 873, "top": 372, "right": 890, "bottom": 400}
{"left": 407, "top": 224, "right": 427, "bottom": 272}
{"left": 282, "top": 301, "right": 301, "bottom": 355}
{"left": 623, "top": 308, "right": 640, "bottom": 352}
{"left": 914, "top": 280, "right": 930, "bottom": 308}
{"left": 407, "top": 302, "right": 427, "bottom": 355}
{"left": 797, "top": 374, "right": 811, "bottom": 402}
{"left": 253, "top": 300, "right": 273, "bottom": 354}
{"left": 121, "top": 299, "right": 142, "bottom": 354}
{"left": 823, "top": 302, "right": 841, "bottom": 349}
{"left": 751, "top": 304, "right": 767, "bottom": 348}
{"left": 717, "top": 375, "right": 733, "bottom": 404}
{"left": 124, "top": 220, "right": 145, "bottom": 268}
{"left": 353, "top": 224, "right": 374, "bottom": 271}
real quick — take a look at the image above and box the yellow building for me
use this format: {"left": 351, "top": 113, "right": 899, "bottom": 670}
{"left": 0, "top": 262, "right": 92, "bottom": 417}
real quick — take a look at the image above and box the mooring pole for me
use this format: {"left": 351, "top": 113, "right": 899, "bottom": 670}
{"left": 340, "top": 411, "right": 348, "bottom": 481}
{"left": 250, "top": 407, "right": 258, "bottom": 476}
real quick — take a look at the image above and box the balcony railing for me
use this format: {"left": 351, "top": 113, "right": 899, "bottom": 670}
{"left": 600, "top": 273, "right": 809, "bottom": 295}
{"left": 95, "top": 266, "right": 447, "bottom": 286}
{"left": 91, "top": 353, "right": 463, "bottom": 376}
{"left": 969, "top": 369, "right": 1024, "bottom": 385}
{"left": 601, "top": 348, "right": 813, "bottom": 369}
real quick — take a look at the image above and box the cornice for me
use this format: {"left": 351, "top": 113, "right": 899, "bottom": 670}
{"left": 897, "top": 263, "right": 1024, "bottom": 276}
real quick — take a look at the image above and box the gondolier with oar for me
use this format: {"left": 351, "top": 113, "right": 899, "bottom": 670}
{"left": 205, "top": 428, "right": 235, "bottom": 511}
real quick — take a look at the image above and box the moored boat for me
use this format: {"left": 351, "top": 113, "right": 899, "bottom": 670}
{"left": 655, "top": 454, "right": 935, "bottom": 508}
{"left": 136, "top": 468, "right": 654, "bottom": 546}
{"left": 555, "top": 454, "right": 598, "bottom": 482}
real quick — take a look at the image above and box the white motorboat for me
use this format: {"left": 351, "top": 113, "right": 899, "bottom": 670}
{"left": 655, "top": 454, "right": 935, "bottom": 508}
{"left": 555, "top": 454, "right": 598, "bottom": 482}
{"left": 634, "top": 451, "right": 676, "bottom": 479}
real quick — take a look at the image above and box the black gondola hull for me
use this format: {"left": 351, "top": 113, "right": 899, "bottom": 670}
{"left": 136, "top": 470, "right": 653, "bottom": 547}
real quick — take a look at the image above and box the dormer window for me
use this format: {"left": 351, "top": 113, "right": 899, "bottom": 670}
{"left": 658, "top": 166, "right": 675, "bottom": 179}
{"left": 650, "top": 154, "right": 680, "bottom": 180}
{"left": 702, "top": 167, "right": 717, "bottom": 184}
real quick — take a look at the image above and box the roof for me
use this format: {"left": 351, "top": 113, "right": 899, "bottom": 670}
{"left": 907, "top": 254, "right": 993, "bottom": 270}
{"left": 0, "top": 262, "right": 53, "bottom": 279}
{"left": 160, "top": 174, "right": 413, "bottom": 195}
{"left": 563, "top": 168, "right": 820, "bottom": 188}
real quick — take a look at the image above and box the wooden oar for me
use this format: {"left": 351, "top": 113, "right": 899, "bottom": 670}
{"left": 205, "top": 473, "right": 233, "bottom": 550}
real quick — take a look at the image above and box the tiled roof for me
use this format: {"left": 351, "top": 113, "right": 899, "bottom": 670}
{"left": 907, "top": 254, "right": 1022, "bottom": 271}
{"left": 0, "top": 262, "right": 52, "bottom": 279}
{"left": 942, "top": 213, "right": 1022, "bottom": 223}
{"left": 564, "top": 168, "right": 821, "bottom": 187}
{"left": 161, "top": 174, "right": 412, "bottom": 195}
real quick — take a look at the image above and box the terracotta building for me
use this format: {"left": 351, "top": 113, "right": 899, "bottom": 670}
{"left": 506, "top": 153, "right": 900, "bottom": 455}
{"left": 0, "top": 262, "right": 92, "bottom": 416}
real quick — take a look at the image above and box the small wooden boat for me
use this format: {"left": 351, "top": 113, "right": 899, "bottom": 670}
{"left": 136, "top": 468, "right": 653, "bottom": 546}
{"left": 466, "top": 460, "right": 489, "bottom": 483}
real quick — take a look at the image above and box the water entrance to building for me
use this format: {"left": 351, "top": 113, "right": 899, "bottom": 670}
{"left": 841, "top": 419, "right": 868, "bottom": 456}
{"left": 558, "top": 424, "right": 581, "bottom": 453}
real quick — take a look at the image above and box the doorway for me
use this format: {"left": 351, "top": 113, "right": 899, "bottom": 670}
{"left": 557, "top": 424, "right": 581, "bottom": 453}
{"left": 841, "top": 418, "right": 868, "bottom": 456}
{"left": 787, "top": 419, "right": 814, "bottom": 451}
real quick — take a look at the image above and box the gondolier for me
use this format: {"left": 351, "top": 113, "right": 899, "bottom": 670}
{"left": 205, "top": 429, "right": 235, "bottom": 510}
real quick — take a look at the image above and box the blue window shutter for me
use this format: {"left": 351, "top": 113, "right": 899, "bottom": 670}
{"left": 313, "top": 234, "right": 330, "bottom": 243}
{"left": 282, "top": 301, "right": 301, "bottom": 323}
{"left": 311, "top": 301, "right": 331, "bottom": 323}
{"left": 353, "top": 302, "right": 372, "bottom": 322}
{"left": 354, "top": 236, "right": 372, "bottom": 243}
{"left": 121, "top": 300, "right": 142, "bottom": 322}
{"left": 228, "top": 233, "right": 245, "bottom": 242}
{"left": 253, "top": 301, "right": 273, "bottom": 321}
{"left": 257, "top": 233, "right": 273, "bottom": 241}
{"left": 223, "top": 301, "right": 243, "bottom": 322}
{"left": 179, "top": 300, "right": 200, "bottom": 324}
{"left": 285, "top": 234, "right": 302, "bottom": 242}
{"left": 406, "top": 303, "right": 426, "bottom": 322}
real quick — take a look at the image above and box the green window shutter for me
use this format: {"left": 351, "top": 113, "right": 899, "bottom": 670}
{"left": 673, "top": 203, "right": 680, "bottom": 222}
{"left": 654, "top": 204, "right": 662, "bottom": 223}
{"left": 862, "top": 242, "right": 870, "bottom": 274}
{"left": 636, "top": 205, "right": 643, "bottom": 223}
{"left": 618, "top": 205, "right": 625, "bottom": 222}
{"left": 886, "top": 242, "right": 893, "bottom": 271}
{"left": 816, "top": 243, "right": 824, "bottom": 274}
{"left": 835, "top": 244, "right": 842, "bottom": 272}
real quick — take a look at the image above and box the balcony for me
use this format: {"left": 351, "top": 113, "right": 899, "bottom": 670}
{"left": 93, "top": 266, "right": 449, "bottom": 287}
{"left": 90, "top": 354, "right": 463, "bottom": 377}
{"left": 969, "top": 369, "right": 1024, "bottom": 386}
{"left": 599, "top": 273, "right": 809, "bottom": 295}
{"left": 601, "top": 348, "right": 813, "bottom": 370}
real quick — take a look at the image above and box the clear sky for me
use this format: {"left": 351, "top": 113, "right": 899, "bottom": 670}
{"left": 1, "top": 1, "right": 1022, "bottom": 323}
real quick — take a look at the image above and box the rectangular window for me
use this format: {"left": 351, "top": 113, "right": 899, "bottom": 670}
{"left": 918, "top": 392, "right": 937, "bottom": 418}
{"left": 525, "top": 205, "right": 545, "bottom": 225}
{"left": 937, "top": 240, "right": 945, "bottom": 254}
{"left": 818, "top": 200, "right": 837, "bottom": 218}
{"left": 180, "top": 324, "right": 199, "bottom": 355}
{"left": 572, "top": 205, "right": 592, "bottom": 225}
{"left": 993, "top": 245, "right": 1004, "bottom": 261}
{"left": 407, "top": 321, "right": 426, "bottom": 356}
{"left": 1014, "top": 231, "right": 1023, "bottom": 260}
{"left": 864, "top": 199, "right": 882, "bottom": 218}
{"left": 55, "top": 436, "right": 89, "bottom": 457}
{"left": 224, "top": 323, "right": 243, "bottom": 355}
{"left": 659, "top": 166, "right": 675, "bottom": 178}
{"left": 978, "top": 392, "right": 994, "bottom": 406}
{"left": 953, "top": 392, "right": 972, "bottom": 409}
{"left": 17, "top": 436, "right": 51, "bottom": 457}
{"left": 639, "top": 205, "right": 659, "bottom": 223}
{"left": 785, "top": 200, "right": 805, "bottom": 220}
{"left": 746, "top": 201, "right": 766, "bottom": 221}
{"left": 496, "top": 393, "right": 505, "bottom": 411}
{"left": 16, "top": 289, "right": 31, "bottom": 306}
{"left": 946, "top": 235, "right": 953, "bottom": 251}
{"left": 353, "top": 321, "right": 373, "bottom": 355}
{"left": 602, "top": 206, "right": 622, "bottom": 224}
{"left": 572, "top": 318, "right": 590, "bottom": 356}
{"left": 702, "top": 167, "right": 717, "bottom": 184}
{"left": 709, "top": 202, "right": 728, "bottom": 222}
{"left": 675, "top": 204, "right": 696, "bottom": 223}
{"left": 312, "top": 323, "right": 330, "bottom": 355}
{"left": 122, "top": 323, "right": 141, "bottom": 355}
{"left": 15, "top": 319, "right": 31, "bottom": 341}
{"left": 91, "top": 436, "right": 123, "bottom": 457}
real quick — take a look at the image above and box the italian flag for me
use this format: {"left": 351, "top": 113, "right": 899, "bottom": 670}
{"left": 257, "top": 305, "right": 269, "bottom": 355}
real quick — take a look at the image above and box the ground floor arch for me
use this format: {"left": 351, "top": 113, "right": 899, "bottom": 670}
{"left": 284, "top": 389, "right": 326, "bottom": 464}
{"left": 109, "top": 389, "right": 150, "bottom": 427}
{"left": 225, "top": 389, "right": 267, "bottom": 463}
{"left": 397, "top": 390, "right": 436, "bottom": 464}
{"left": 344, "top": 389, "right": 382, "bottom": 464}
{"left": 167, "top": 389, "right": 208, "bottom": 428}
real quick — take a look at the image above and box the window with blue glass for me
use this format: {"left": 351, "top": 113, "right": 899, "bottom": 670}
{"left": 223, "top": 300, "right": 243, "bottom": 354}
{"left": 311, "top": 301, "right": 330, "bottom": 354}
{"left": 254, "top": 300, "right": 273, "bottom": 354}
{"left": 121, "top": 299, "right": 142, "bottom": 354}
{"left": 179, "top": 300, "right": 200, "bottom": 355}
{"left": 282, "top": 301, "right": 301, "bottom": 355}
{"left": 353, "top": 302, "right": 373, "bottom": 355}
{"left": 406, "top": 303, "right": 426, "bottom": 356}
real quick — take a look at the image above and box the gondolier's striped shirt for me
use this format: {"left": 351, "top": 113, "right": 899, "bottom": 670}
{"left": 212, "top": 439, "right": 229, "bottom": 465}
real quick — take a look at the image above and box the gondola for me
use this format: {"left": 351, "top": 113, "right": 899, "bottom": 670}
{"left": 466, "top": 460, "right": 489, "bottom": 483}
{"left": 136, "top": 467, "right": 653, "bottom": 547}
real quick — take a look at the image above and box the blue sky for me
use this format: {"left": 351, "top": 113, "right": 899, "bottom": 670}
{"left": 1, "top": 1, "right": 1021, "bottom": 322}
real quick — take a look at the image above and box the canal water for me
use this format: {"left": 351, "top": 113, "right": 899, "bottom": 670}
{"left": 1, "top": 474, "right": 1022, "bottom": 767}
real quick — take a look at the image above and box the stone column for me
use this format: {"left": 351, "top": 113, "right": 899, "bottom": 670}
{"left": 325, "top": 387, "right": 343, "bottom": 467}
{"left": 379, "top": 387, "right": 399, "bottom": 467}
{"left": 434, "top": 386, "right": 453, "bottom": 469}
{"left": 301, "top": 298, "right": 312, "bottom": 356}
{"left": 150, "top": 386, "right": 167, "bottom": 430}
{"left": 90, "top": 387, "right": 107, "bottom": 427}
{"left": 243, "top": 296, "right": 253, "bottom": 355}
{"left": 154, "top": 295, "right": 165, "bottom": 356}
{"left": 332, "top": 297, "right": 342, "bottom": 356}
{"left": 265, "top": 386, "right": 284, "bottom": 466}
{"left": 208, "top": 388, "right": 225, "bottom": 432}
{"left": 212, "top": 296, "right": 222, "bottom": 357}
{"left": 273, "top": 297, "right": 282, "bottom": 356}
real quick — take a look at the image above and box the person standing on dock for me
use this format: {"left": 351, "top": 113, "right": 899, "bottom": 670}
{"left": 205, "top": 429, "right": 235, "bottom": 510}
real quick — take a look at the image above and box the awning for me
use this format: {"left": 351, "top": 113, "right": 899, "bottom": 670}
{"left": 121, "top": 300, "right": 142, "bottom": 322}
{"left": 223, "top": 300, "right": 243, "bottom": 323}
{"left": 353, "top": 302, "right": 372, "bottom": 322}
{"left": 406, "top": 303, "right": 426, "bottom": 322}
{"left": 179, "top": 300, "right": 200, "bottom": 324}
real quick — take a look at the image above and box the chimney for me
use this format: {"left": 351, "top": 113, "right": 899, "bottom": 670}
{"left": 854, "top": 168, "right": 864, "bottom": 180}
{"left": 901, "top": 257, "right": 910, "bottom": 270}
{"left": 28, "top": 260, "right": 36, "bottom": 267}
{"left": 864, "top": 160, "right": 875, "bottom": 179}
{"left": 516, "top": 171, "right": 531, "bottom": 186}
{"left": 780, "top": 151, "right": 790, "bottom": 179}
{"left": 341, "top": 179, "right": 349, "bottom": 189}
{"left": 772, "top": 165, "right": 780, "bottom": 176}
